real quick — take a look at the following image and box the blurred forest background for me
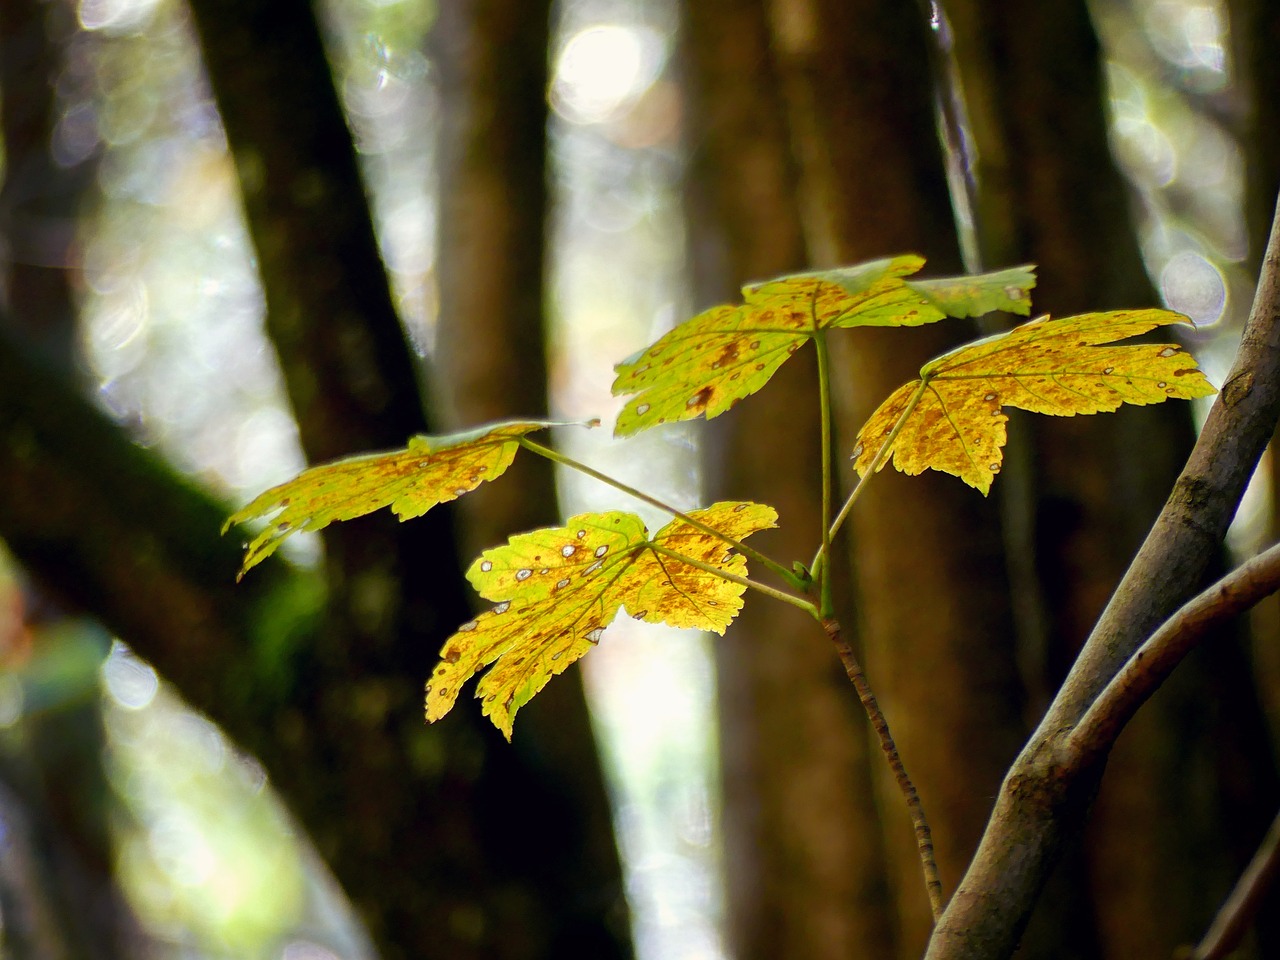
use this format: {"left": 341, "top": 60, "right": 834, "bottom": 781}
{"left": 1, "top": 0, "right": 1279, "bottom": 958}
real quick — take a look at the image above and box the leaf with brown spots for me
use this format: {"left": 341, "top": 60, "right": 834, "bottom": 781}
{"left": 424, "top": 501, "right": 777, "bottom": 738}
{"left": 612, "top": 255, "right": 1036, "bottom": 436}
{"left": 852, "top": 309, "right": 1216, "bottom": 495}
{"left": 226, "top": 420, "right": 583, "bottom": 578}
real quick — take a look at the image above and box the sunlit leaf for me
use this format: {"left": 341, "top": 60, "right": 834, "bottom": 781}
{"left": 226, "top": 420, "right": 581, "bottom": 577}
{"left": 612, "top": 255, "right": 1036, "bottom": 437}
{"left": 852, "top": 309, "right": 1216, "bottom": 495}
{"left": 424, "top": 501, "right": 777, "bottom": 738}
{"left": 908, "top": 263, "right": 1037, "bottom": 318}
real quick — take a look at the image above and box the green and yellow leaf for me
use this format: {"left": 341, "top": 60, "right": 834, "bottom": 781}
{"left": 852, "top": 309, "right": 1217, "bottom": 495}
{"left": 226, "top": 420, "right": 573, "bottom": 578}
{"left": 612, "top": 255, "right": 1036, "bottom": 437}
{"left": 425, "top": 501, "right": 777, "bottom": 738}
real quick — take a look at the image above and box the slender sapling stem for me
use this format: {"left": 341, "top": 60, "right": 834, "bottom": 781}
{"left": 520, "top": 437, "right": 807, "bottom": 591}
{"left": 822, "top": 616, "right": 944, "bottom": 920}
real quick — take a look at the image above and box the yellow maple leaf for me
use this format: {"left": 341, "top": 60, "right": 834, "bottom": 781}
{"left": 225, "top": 420, "right": 573, "bottom": 577}
{"left": 612, "top": 257, "right": 1035, "bottom": 436}
{"left": 424, "top": 501, "right": 777, "bottom": 738}
{"left": 852, "top": 309, "right": 1217, "bottom": 494}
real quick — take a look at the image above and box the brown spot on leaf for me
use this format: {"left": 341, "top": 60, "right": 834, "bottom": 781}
{"left": 687, "top": 386, "right": 714, "bottom": 410}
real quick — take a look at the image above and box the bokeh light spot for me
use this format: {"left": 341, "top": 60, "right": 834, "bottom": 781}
{"left": 1160, "top": 250, "right": 1227, "bottom": 327}
{"left": 551, "top": 25, "right": 666, "bottom": 125}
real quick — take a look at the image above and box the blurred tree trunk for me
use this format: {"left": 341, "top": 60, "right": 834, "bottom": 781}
{"left": 0, "top": 0, "right": 93, "bottom": 366}
{"left": 430, "top": 0, "right": 630, "bottom": 939}
{"left": 943, "top": 0, "right": 1279, "bottom": 953}
{"left": 163, "top": 1, "right": 631, "bottom": 957}
{"left": 681, "top": 2, "right": 895, "bottom": 959}
{"left": 757, "top": 2, "right": 1027, "bottom": 956}
{"left": 0, "top": 4, "right": 143, "bottom": 958}
{"left": 1230, "top": 0, "right": 1280, "bottom": 749}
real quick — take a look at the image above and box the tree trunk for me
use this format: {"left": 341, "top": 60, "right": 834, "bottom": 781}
{"left": 430, "top": 0, "right": 630, "bottom": 940}
{"left": 0, "top": 5, "right": 143, "bottom": 955}
{"left": 165, "top": 2, "right": 631, "bottom": 956}
{"left": 762, "top": 1, "right": 1026, "bottom": 955}
{"left": 682, "top": 2, "right": 896, "bottom": 957}
{"left": 942, "top": 1, "right": 1279, "bottom": 952}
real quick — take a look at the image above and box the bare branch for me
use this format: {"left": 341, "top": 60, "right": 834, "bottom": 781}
{"left": 1066, "top": 541, "right": 1280, "bottom": 770}
{"left": 1183, "top": 808, "right": 1280, "bottom": 960}
{"left": 926, "top": 193, "right": 1280, "bottom": 959}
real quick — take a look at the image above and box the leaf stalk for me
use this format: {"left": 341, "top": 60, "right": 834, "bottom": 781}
{"left": 520, "top": 436, "right": 806, "bottom": 591}
{"left": 812, "top": 330, "right": 837, "bottom": 618}
{"left": 647, "top": 543, "right": 818, "bottom": 617}
{"left": 820, "top": 378, "right": 930, "bottom": 562}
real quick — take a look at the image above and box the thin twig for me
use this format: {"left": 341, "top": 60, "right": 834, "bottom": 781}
{"left": 1066, "top": 540, "right": 1280, "bottom": 771}
{"left": 822, "top": 616, "right": 944, "bottom": 919}
{"left": 1181, "top": 807, "right": 1280, "bottom": 960}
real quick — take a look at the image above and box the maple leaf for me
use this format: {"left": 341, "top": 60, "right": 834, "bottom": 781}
{"left": 612, "top": 256, "right": 1035, "bottom": 437}
{"left": 424, "top": 501, "right": 777, "bottom": 738}
{"left": 225, "top": 420, "right": 576, "bottom": 577}
{"left": 852, "top": 309, "right": 1217, "bottom": 495}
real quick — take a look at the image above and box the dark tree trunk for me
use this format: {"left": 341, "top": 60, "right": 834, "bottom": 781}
{"left": 0, "top": 0, "right": 631, "bottom": 951}
{"left": 431, "top": 0, "right": 631, "bottom": 945}
{"left": 760, "top": 2, "right": 1027, "bottom": 955}
{"left": 0, "top": 5, "right": 142, "bottom": 956}
{"left": 682, "top": 2, "right": 896, "bottom": 958}
{"left": 943, "top": 1, "right": 1279, "bottom": 953}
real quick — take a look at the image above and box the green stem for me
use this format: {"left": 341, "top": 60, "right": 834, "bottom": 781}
{"left": 520, "top": 437, "right": 807, "bottom": 591}
{"left": 647, "top": 543, "right": 818, "bottom": 617}
{"left": 813, "top": 330, "right": 836, "bottom": 618}
{"left": 815, "top": 378, "right": 930, "bottom": 570}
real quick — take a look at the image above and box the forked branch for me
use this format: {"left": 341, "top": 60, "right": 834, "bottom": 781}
{"left": 926, "top": 194, "right": 1280, "bottom": 960}
{"left": 1066, "top": 540, "right": 1280, "bottom": 771}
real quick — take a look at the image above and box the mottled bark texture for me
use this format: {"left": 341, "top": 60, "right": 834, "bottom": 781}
{"left": 941, "top": 2, "right": 1278, "bottom": 954}
{"left": 682, "top": 3, "right": 895, "bottom": 958}
{"left": 762, "top": 1, "right": 1026, "bottom": 956}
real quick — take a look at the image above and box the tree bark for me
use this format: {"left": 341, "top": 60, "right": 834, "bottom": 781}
{"left": 430, "top": 0, "right": 630, "bottom": 940}
{"left": 763, "top": 2, "right": 1026, "bottom": 955}
{"left": 157, "top": 1, "right": 630, "bottom": 956}
{"left": 939, "top": 1, "right": 1278, "bottom": 953}
{"left": 682, "top": 2, "right": 896, "bottom": 957}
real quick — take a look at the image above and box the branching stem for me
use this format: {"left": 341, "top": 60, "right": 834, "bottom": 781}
{"left": 822, "top": 616, "right": 944, "bottom": 919}
{"left": 1065, "top": 539, "right": 1280, "bottom": 771}
{"left": 520, "top": 437, "right": 805, "bottom": 590}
